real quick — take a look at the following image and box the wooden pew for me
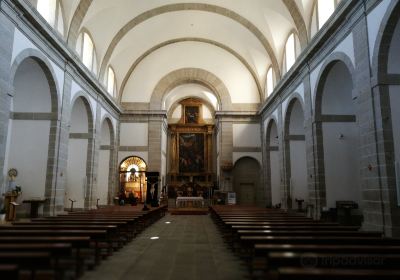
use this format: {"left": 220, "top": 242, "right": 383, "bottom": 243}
{"left": 273, "top": 267, "right": 400, "bottom": 280}
{"left": 0, "top": 205, "right": 167, "bottom": 279}
{"left": 210, "top": 205, "right": 400, "bottom": 280}
{"left": 0, "top": 264, "right": 19, "bottom": 279}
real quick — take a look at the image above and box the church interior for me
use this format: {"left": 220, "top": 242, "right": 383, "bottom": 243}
{"left": 0, "top": 0, "right": 400, "bottom": 279}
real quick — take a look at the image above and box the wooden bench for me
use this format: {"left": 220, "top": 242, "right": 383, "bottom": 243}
{"left": 273, "top": 267, "right": 400, "bottom": 280}
{"left": 211, "top": 205, "right": 400, "bottom": 280}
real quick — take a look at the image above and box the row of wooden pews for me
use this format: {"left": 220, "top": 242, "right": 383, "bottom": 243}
{"left": 210, "top": 205, "right": 400, "bottom": 280}
{"left": 0, "top": 204, "right": 167, "bottom": 279}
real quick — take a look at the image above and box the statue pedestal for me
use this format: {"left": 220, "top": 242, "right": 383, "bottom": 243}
{"left": 3, "top": 192, "right": 19, "bottom": 221}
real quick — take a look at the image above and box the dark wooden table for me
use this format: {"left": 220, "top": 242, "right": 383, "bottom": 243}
{"left": 23, "top": 199, "right": 47, "bottom": 218}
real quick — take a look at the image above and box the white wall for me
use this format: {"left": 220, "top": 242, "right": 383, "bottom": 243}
{"left": 96, "top": 120, "right": 112, "bottom": 205}
{"left": 321, "top": 62, "right": 355, "bottom": 114}
{"left": 389, "top": 85, "right": 400, "bottom": 205}
{"left": 268, "top": 121, "right": 281, "bottom": 206}
{"left": 100, "top": 121, "right": 111, "bottom": 145}
{"left": 288, "top": 101, "right": 305, "bottom": 134}
{"left": 289, "top": 141, "right": 308, "bottom": 204}
{"left": 13, "top": 58, "right": 52, "bottom": 112}
{"left": 66, "top": 97, "right": 90, "bottom": 209}
{"left": 97, "top": 150, "right": 110, "bottom": 205}
{"left": 367, "top": 0, "right": 391, "bottom": 63}
{"left": 270, "top": 151, "right": 281, "bottom": 205}
{"left": 319, "top": 60, "right": 360, "bottom": 208}
{"left": 66, "top": 139, "right": 88, "bottom": 208}
{"left": 70, "top": 98, "right": 89, "bottom": 133}
{"left": 388, "top": 19, "right": 400, "bottom": 74}
{"left": 120, "top": 123, "right": 148, "bottom": 146}
{"left": 6, "top": 121, "right": 50, "bottom": 201}
{"left": 233, "top": 123, "right": 261, "bottom": 147}
{"left": 323, "top": 122, "right": 361, "bottom": 207}
{"left": 288, "top": 101, "right": 308, "bottom": 205}
{"left": 171, "top": 105, "right": 182, "bottom": 121}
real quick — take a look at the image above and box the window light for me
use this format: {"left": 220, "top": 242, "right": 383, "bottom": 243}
{"left": 82, "top": 33, "right": 94, "bottom": 70}
{"left": 107, "top": 67, "right": 116, "bottom": 96}
{"left": 37, "top": 0, "right": 56, "bottom": 26}
{"left": 285, "top": 33, "right": 295, "bottom": 71}
{"left": 317, "top": 0, "right": 335, "bottom": 29}
{"left": 266, "top": 67, "right": 274, "bottom": 97}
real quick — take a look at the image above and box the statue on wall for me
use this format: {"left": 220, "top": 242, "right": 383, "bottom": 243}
{"left": 7, "top": 168, "right": 19, "bottom": 194}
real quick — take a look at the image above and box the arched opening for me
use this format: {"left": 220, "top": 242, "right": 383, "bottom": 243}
{"left": 284, "top": 98, "right": 308, "bottom": 209}
{"left": 96, "top": 118, "right": 114, "bottom": 205}
{"left": 266, "top": 119, "right": 281, "bottom": 207}
{"left": 5, "top": 57, "right": 57, "bottom": 215}
{"left": 316, "top": 60, "right": 360, "bottom": 208}
{"left": 65, "top": 96, "right": 93, "bottom": 209}
{"left": 233, "top": 157, "right": 260, "bottom": 206}
{"left": 385, "top": 14, "right": 400, "bottom": 207}
{"left": 119, "top": 156, "right": 147, "bottom": 203}
{"left": 166, "top": 96, "right": 215, "bottom": 204}
{"left": 265, "top": 67, "right": 275, "bottom": 98}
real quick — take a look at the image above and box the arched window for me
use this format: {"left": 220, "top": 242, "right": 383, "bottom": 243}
{"left": 285, "top": 33, "right": 296, "bottom": 72}
{"left": 317, "top": 0, "right": 335, "bottom": 28}
{"left": 107, "top": 66, "right": 117, "bottom": 97}
{"left": 77, "top": 32, "right": 97, "bottom": 73}
{"left": 36, "top": 0, "right": 64, "bottom": 35}
{"left": 311, "top": 0, "right": 341, "bottom": 36}
{"left": 266, "top": 67, "right": 274, "bottom": 97}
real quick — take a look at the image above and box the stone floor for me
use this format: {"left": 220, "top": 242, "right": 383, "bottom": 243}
{"left": 81, "top": 213, "right": 249, "bottom": 280}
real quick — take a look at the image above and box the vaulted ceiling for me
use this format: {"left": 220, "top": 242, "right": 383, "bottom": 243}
{"left": 56, "top": 0, "right": 317, "bottom": 107}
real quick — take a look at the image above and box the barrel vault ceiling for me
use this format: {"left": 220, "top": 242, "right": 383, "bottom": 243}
{"left": 58, "top": 0, "right": 315, "bottom": 107}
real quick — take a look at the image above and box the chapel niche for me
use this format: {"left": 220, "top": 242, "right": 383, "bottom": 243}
{"left": 167, "top": 98, "right": 214, "bottom": 198}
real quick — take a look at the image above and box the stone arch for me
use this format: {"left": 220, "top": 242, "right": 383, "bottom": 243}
{"left": 265, "top": 117, "right": 281, "bottom": 207}
{"left": 97, "top": 116, "right": 116, "bottom": 205}
{"left": 283, "top": 92, "right": 305, "bottom": 122}
{"left": 7, "top": 52, "right": 60, "bottom": 215}
{"left": 371, "top": 0, "right": 400, "bottom": 229}
{"left": 313, "top": 53, "right": 355, "bottom": 116}
{"left": 372, "top": 0, "right": 400, "bottom": 79}
{"left": 67, "top": 0, "right": 93, "bottom": 46}
{"left": 233, "top": 156, "right": 262, "bottom": 206}
{"left": 10, "top": 48, "right": 59, "bottom": 115}
{"left": 283, "top": 97, "right": 308, "bottom": 209}
{"left": 118, "top": 155, "right": 148, "bottom": 203}
{"left": 314, "top": 58, "right": 361, "bottom": 209}
{"left": 70, "top": 91, "right": 95, "bottom": 133}
{"left": 99, "top": 114, "right": 116, "bottom": 146}
{"left": 119, "top": 155, "right": 148, "bottom": 167}
{"left": 118, "top": 38, "right": 263, "bottom": 100}
{"left": 166, "top": 96, "right": 216, "bottom": 122}
{"left": 66, "top": 94, "right": 95, "bottom": 209}
{"left": 282, "top": 0, "right": 308, "bottom": 48}
{"left": 150, "top": 68, "right": 232, "bottom": 111}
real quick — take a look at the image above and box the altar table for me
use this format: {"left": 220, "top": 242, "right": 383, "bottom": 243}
{"left": 176, "top": 197, "right": 204, "bottom": 208}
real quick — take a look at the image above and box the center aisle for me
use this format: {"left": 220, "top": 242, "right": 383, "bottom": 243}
{"left": 81, "top": 213, "right": 249, "bottom": 280}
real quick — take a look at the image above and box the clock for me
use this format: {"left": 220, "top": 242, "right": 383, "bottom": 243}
{"left": 8, "top": 168, "right": 18, "bottom": 178}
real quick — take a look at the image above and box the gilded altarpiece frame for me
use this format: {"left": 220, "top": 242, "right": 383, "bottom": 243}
{"left": 168, "top": 99, "right": 214, "bottom": 197}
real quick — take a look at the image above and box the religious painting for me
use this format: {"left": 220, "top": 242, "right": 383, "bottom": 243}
{"left": 184, "top": 106, "right": 199, "bottom": 124}
{"left": 179, "top": 133, "right": 204, "bottom": 173}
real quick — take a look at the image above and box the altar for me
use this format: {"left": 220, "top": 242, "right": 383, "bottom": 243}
{"left": 176, "top": 196, "right": 204, "bottom": 208}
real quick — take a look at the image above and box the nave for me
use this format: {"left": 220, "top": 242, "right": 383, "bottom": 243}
{"left": 81, "top": 214, "right": 248, "bottom": 280}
